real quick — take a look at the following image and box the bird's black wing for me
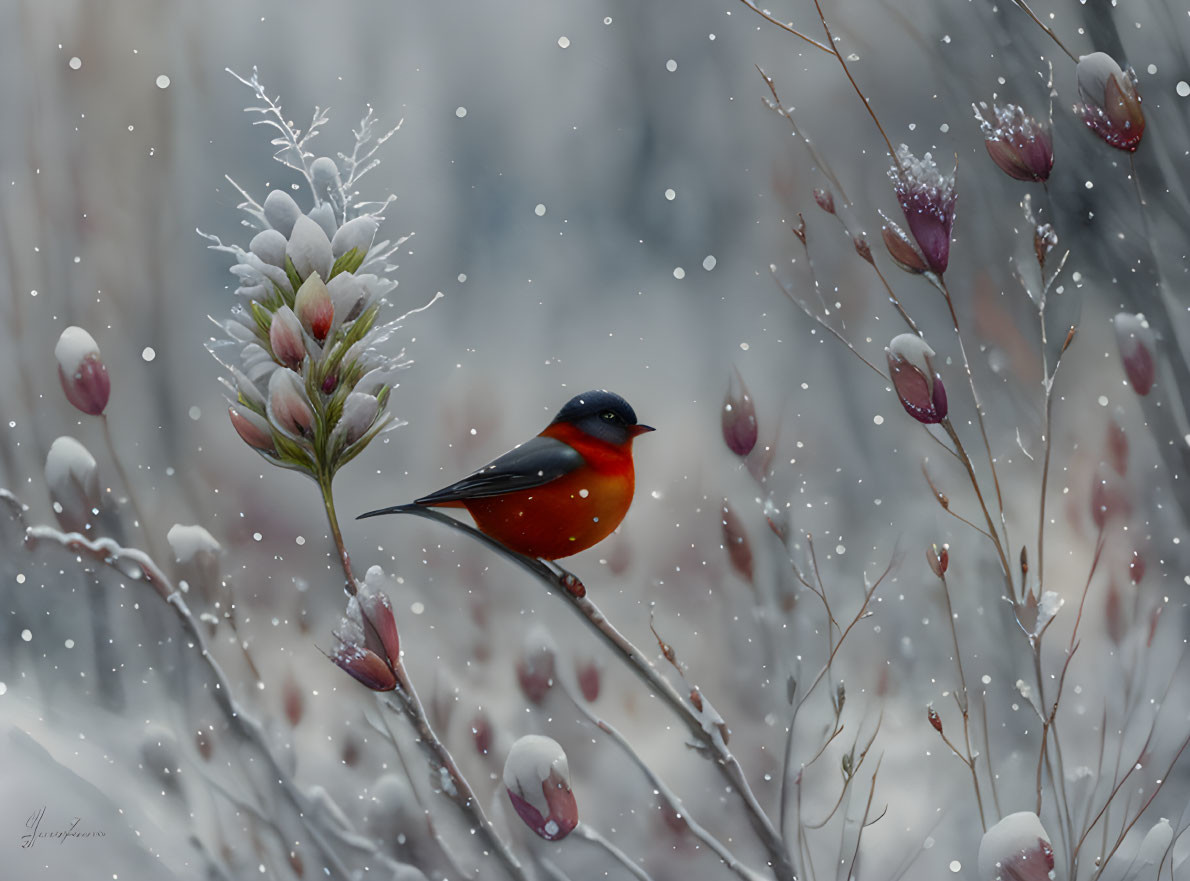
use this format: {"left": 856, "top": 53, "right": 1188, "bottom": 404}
{"left": 414, "top": 435, "right": 585, "bottom": 505}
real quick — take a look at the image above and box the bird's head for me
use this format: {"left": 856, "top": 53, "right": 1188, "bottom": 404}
{"left": 551, "top": 390, "right": 654, "bottom": 446}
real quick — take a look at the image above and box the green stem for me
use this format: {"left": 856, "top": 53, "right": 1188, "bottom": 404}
{"left": 318, "top": 470, "right": 357, "bottom": 595}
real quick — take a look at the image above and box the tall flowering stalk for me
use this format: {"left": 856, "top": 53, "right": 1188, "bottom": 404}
{"left": 202, "top": 69, "right": 429, "bottom": 593}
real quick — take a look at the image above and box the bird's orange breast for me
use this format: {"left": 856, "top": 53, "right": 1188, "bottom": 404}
{"left": 461, "top": 424, "right": 637, "bottom": 560}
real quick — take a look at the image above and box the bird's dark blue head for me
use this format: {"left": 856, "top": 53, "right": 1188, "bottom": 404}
{"left": 551, "top": 390, "right": 654, "bottom": 445}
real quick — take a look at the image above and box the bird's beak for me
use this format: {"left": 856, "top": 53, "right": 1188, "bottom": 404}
{"left": 628, "top": 424, "right": 655, "bottom": 437}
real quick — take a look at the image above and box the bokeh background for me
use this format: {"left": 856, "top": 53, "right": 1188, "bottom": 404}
{"left": 3, "top": 0, "right": 1190, "bottom": 878}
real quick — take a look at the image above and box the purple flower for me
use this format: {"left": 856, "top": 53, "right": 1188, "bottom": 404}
{"left": 328, "top": 571, "right": 401, "bottom": 691}
{"left": 721, "top": 366, "right": 758, "bottom": 456}
{"left": 1076, "top": 52, "right": 1144, "bottom": 152}
{"left": 886, "top": 333, "right": 948, "bottom": 424}
{"left": 975, "top": 102, "right": 1053, "bottom": 182}
{"left": 978, "top": 812, "right": 1055, "bottom": 881}
{"left": 889, "top": 146, "right": 957, "bottom": 275}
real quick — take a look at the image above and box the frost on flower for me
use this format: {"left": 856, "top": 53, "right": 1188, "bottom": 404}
{"left": 327, "top": 566, "right": 401, "bottom": 691}
{"left": 54, "top": 326, "right": 111, "bottom": 416}
{"left": 503, "top": 735, "right": 578, "bottom": 841}
{"left": 888, "top": 146, "right": 957, "bottom": 275}
{"left": 45, "top": 436, "right": 101, "bottom": 533}
{"left": 978, "top": 812, "right": 1054, "bottom": 881}
{"left": 886, "top": 333, "right": 947, "bottom": 424}
{"left": 202, "top": 69, "right": 425, "bottom": 482}
{"left": 1075, "top": 52, "right": 1145, "bottom": 152}
{"left": 974, "top": 102, "right": 1053, "bottom": 183}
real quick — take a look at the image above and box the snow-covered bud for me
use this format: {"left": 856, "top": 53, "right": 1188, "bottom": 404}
{"left": 721, "top": 501, "right": 754, "bottom": 584}
{"left": 1113, "top": 312, "right": 1155, "bottom": 396}
{"left": 294, "top": 273, "right": 334, "bottom": 342}
{"left": 853, "top": 235, "right": 874, "bottom": 265}
{"left": 886, "top": 334, "right": 947, "bottom": 424}
{"left": 310, "top": 157, "right": 343, "bottom": 207}
{"left": 503, "top": 735, "right": 578, "bottom": 841}
{"left": 516, "top": 625, "right": 557, "bottom": 705}
{"left": 812, "top": 187, "right": 835, "bottom": 215}
{"left": 55, "top": 326, "right": 111, "bottom": 416}
{"left": 975, "top": 102, "right": 1053, "bottom": 183}
{"left": 327, "top": 273, "right": 366, "bottom": 326}
{"left": 926, "top": 543, "right": 948, "bottom": 578}
{"left": 249, "top": 228, "right": 289, "bottom": 268}
{"left": 880, "top": 214, "right": 929, "bottom": 275}
{"left": 889, "top": 146, "right": 957, "bottom": 275}
{"left": 978, "top": 812, "right": 1054, "bottom": 881}
{"left": 267, "top": 369, "right": 314, "bottom": 439}
{"left": 576, "top": 659, "right": 601, "bottom": 703}
{"left": 1076, "top": 52, "right": 1144, "bottom": 152}
{"left": 167, "top": 523, "right": 223, "bottom": 593}
{"left": 1135, "top": 818, "right": 1173, "bottom": 871}
{"left": 328, "top": 569, "right": 401, "bottom": 691}
{"left": 263, "top": 190, "right": 303, "bottom": 237}
{"left": 288, "top": 215, "right": 334, "bottom": 281}
{"left": 45, "top": 436, "right": 100, "bottom": 533}
{"left": 927, "top": 705, "right": 943, "bottom": 734}
{"left": 269, "top": 306, "right": 306, "bottom": 369}
{"left": 334, "top": 392, "right": 380, "bottom": 449}
{"left": 332, "top": 216, "right": 379, "bottom": 259}
{"left": 228, "top": 406, "right": 275, "bottom": 452}
{"left": 721, "top": 367, "right": 758, "bottom": 456}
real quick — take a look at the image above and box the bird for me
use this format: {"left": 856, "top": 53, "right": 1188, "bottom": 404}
{"left": 358, "top": 390, "right": 653, "bottom": 560}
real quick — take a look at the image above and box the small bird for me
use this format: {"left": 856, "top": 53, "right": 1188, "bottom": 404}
{"left": 358, "top": 390, "right": 653, "bottom": 559}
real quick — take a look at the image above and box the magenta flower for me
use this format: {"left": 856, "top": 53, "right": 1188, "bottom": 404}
{"left": 975, "top": 102, "right": 1053, "bottom": 182}
{"left": 886, "top": 333, "right": 948, "bottom": 424}
{"left": 888, "top": 146, "right": 957, "bottom": 275}
{"left": 1076, "top": 52, "right": 1144, "bottom": 152}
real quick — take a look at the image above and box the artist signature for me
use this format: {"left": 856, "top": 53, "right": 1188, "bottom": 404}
{"left": 20, "top": 807, "right": 105, "bottom": 848}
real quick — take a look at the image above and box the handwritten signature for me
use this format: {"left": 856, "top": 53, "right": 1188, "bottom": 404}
{"left": 20, "top": 807, "right": 105, "bottom": 848}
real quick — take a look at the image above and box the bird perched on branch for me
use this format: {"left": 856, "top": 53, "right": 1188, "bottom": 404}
{"left": 358, "top": 390, "right": 653, "bottom": 559}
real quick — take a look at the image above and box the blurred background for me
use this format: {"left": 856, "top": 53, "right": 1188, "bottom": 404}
{"left": 3, "top": 0, "right": 1190, "bottom": 878}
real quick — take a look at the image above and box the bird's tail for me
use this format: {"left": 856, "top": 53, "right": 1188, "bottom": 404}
{"left": 356, "top": 503, "right": 423, "bottom": 521}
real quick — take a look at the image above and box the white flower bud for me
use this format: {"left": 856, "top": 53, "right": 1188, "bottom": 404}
{"left": 267, "top": 369, "right": 314, "bottom": 439}
{"left": 332, "top": 216, "right": 379, "bottom": 259}
{"left": 45, "top": 436, "right": 100, "bottom": 532}
{"left": 287, "top": 215, "right": 334, "bottom": 282}
{"left": 333, "top": 392, "right": 380, "bottom": 448}
{"left": 249, "top": 229, "right": 289, "bottom": 267}
{"left": 269, "top": 306, "right": 306, "bottom": 369}
{"left": 263, "top": 190, "right": 302, "bottom": 237}
{"left": 166, "top": 523, "right": 222, "bottom": 564}
{"left": 308, "top": 203, "right": 338, "bottom": 241}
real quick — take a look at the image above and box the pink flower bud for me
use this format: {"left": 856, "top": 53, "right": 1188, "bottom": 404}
{"left": 576, "top": 659, "right": 601, "bottom": 702}
{"left": 886, "top": 334, "right": 948, "bottom": 424}
{"left": 328, "top": 568, "right": 401, "bottom": 691}
{"left": 978, "top": 812, "right": 1054, "bottom": 881}
{"left": 812, "top": 187, "right": 835, "bottom": 214}
{"left": 880, "top": 214, "right": 929, "bottom": 275}
{"left": 722, "top": 367, "right": 758, "bottom": 456}
{"left": 269, "top": 305, "right": 307, "bottom": 369}
{"left": 516, "top": 626, "right": 557, "bottom": 705}
{"left": 55, "top": 326, "right": 111, "bottom": 416}
{"left": 45, "top": 436, "right": 100, "bottom": 533}
{"left": 294, "top": 273, "right": 334, "bottom": 343}
{"left": 228, "top": 406, "right": 276, "bottom": 452}
{"left": 1113, "top": 313, "right": 1155, "bottom": 396}
{"left": 888, "top": 147, "right": 957, "bottom": 275}
{"left": 721, "top": 501, "right": 754, "bottom": 584}
{"left": 267, "top": 369, "right": 314, "bottom": 439}
{"left": 975, "top": 102, "right": 1053, "bottom": 183}
{"left": 1076, "top": 52, "right": 1145, "bottom": 152}
{"left": 853, "top": 236, "right": 874, "bottom": 265}
{"left": 503, "top": 735, "right": 578, "bottom": 841}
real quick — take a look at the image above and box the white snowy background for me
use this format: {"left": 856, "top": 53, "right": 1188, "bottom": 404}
{"left": 2, "top": 1, "right": 1190, "bottom": 879}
